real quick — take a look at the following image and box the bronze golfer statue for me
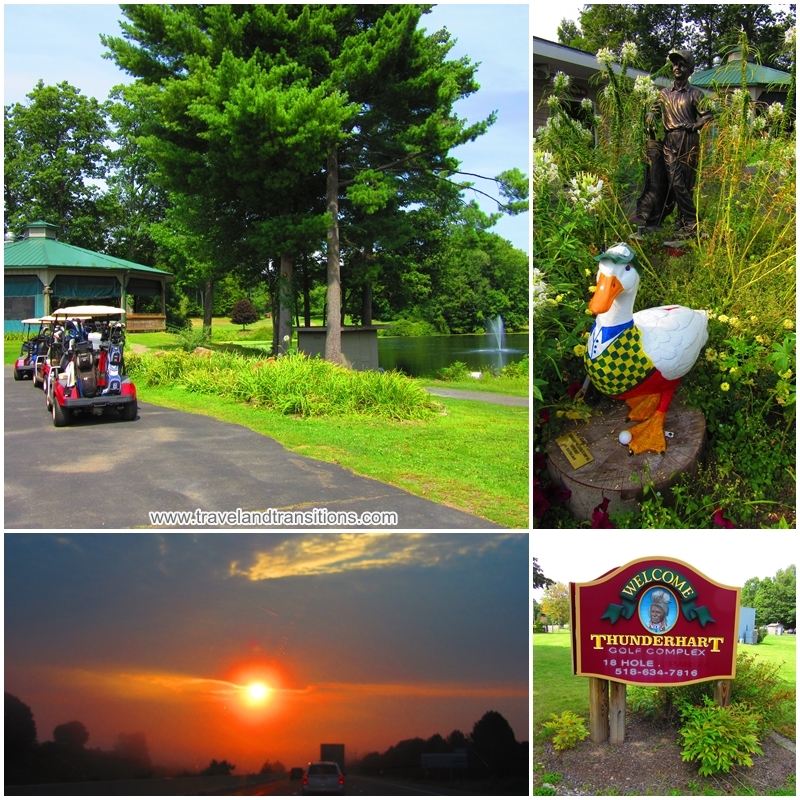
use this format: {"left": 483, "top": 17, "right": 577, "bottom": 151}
{"left": 634, "top": 50, "right": 713, "bottom": 237}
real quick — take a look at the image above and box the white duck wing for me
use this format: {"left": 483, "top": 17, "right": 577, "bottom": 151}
{"left": 634, "top": 306, "right": 709, "bottom": 380}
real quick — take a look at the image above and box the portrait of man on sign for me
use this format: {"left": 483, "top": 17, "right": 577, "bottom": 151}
{"left": 639, "top": 587, "right": 678, "bottom": 633}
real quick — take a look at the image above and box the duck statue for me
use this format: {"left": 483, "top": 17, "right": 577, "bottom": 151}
{"left": 583, "top": 243, "right": 708, "bottom": 454}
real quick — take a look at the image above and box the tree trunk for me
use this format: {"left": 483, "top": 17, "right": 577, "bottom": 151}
{"left": 325, "top": 144, "right": 342, "bottom": 364}
{"left": 203, "top": 277, "right": 213, "bottom": 336}
{"left": 278, "top": 252, "right": 294, "bottom": 354}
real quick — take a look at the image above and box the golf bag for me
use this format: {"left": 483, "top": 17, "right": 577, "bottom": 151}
{"left": 73, "top": 340, "right": 98, "bottom": 397}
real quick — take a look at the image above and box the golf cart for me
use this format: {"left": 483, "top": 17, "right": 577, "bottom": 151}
{"left": 13, "top": 317, "right": 54, "bottom": 383}
{"left": 44, "top": 305, "right": 138, "bottom": 427}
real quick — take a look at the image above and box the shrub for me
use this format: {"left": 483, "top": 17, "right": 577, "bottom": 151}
{"left": 541, "top": 710, "right": 590, "bottom": 751}
{"left": 385, "top": 318, "right": 438, "bottom": 337}
{"left": 625, "top": 650, "right": 794, "bottom": 735}
{"left": 230, "top": 298, "right": 259, "bottom": 330}
{"left": 437, "top": 361, "right": 470, "bottom": 381}
{"left": 678, "top": 698, "right": 763, "bottom": 776}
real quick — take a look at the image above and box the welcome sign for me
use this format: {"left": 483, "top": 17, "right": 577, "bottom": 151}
{"left": 571, "top": 557, "right": 740, "bottom": 686}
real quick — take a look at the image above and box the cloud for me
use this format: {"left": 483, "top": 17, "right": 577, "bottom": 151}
{"left": 48, "top": 666, "right": 526, "bottom": 703}
{"left": 228, "top": 533, "right": 523, "bottom": 580}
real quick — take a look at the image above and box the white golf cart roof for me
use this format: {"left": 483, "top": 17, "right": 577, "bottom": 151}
{"left": 51, "top": 305, "right": 126, "bottom": 318}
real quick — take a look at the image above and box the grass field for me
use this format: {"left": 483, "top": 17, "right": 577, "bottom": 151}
{"left": 533, "top": 628, "right": 797, "bottom": 737}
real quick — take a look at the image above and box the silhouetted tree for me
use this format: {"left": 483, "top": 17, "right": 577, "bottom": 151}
{"left": 5, "top": 693, "right": 37, "bottom": 753}
{"left": 469, "top": 710, "right": 521, "bottom": 777}
{"left": 259, "top": 759, "right": 286, "bottom": 774}
{"left": 53, "top": 721, "right": 89, "bottom": 749}
{"left": 201, "top": 759, "right": 236, "bottom": 776}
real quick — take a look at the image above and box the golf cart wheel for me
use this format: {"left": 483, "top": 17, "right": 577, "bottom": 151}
{"left": 33, "top": 374, "right": 42, "bottom": 388}
{"left": 45, "top": 383, "right": 53, "bottom": 411}
{"left": 120, "top": 399, "right": 138, "bottom": 421}
{"left": 14, "top": 368, "right": 23, "bottom": 381}
{"left": 52, "top": 399, "right": 71, "bottom": 428}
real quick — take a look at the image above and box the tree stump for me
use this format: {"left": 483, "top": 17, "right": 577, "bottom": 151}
{"left": 546, "top": 396, "right": 706, "bottom": 521}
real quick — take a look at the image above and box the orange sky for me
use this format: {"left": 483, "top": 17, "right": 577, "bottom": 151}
{"left": 5, "top": 533, "right": 529, "bottom": 773}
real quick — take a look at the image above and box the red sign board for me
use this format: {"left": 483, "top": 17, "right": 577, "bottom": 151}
{"left": 571, "top": 557, "right": 740, "bottom": 686}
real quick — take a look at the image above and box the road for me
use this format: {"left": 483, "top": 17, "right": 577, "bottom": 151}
{"left": 229, "top": 775, "right": 477, "bottom": 796}
{"left": 4, "top": 367, "right": 501, "bottom": 530}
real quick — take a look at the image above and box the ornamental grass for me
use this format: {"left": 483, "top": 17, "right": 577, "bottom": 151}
{"left": 126, "top": 350, "right": 440, "bottom": 420}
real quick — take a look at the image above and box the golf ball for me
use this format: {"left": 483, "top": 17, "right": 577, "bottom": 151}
{"left": 619, "top": 430, "right": 633, "bottom": 445}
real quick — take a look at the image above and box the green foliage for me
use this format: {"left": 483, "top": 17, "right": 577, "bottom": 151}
{"left": 625, "top": 649, "right": 795, "bottom": 737}
{"left": 4, "top": 80, "right": 110, "bottom": 250}
{"left": 533, "top": 787, "right": 557, "bottom": 796}
{"left": 171, "top": 327, "right": 211, "bottom": 353}
{"left": 383, "top": 318, "right": 439, "bottom": 338}
{"left": 678, "top": 698, "right": 763, "bottom": 776}
{"left": 128, "top": 350, "right": 439, "bottom": 421}
{"left": 437, "top": 361, "right": 470, "bottom": 381}
{"left": 541, "top": 710, "right": 590, "bottom": 751}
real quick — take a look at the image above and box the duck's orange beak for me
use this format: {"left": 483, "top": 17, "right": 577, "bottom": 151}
{"left": 589, "top": 273, "right": 623, "bottom": 314}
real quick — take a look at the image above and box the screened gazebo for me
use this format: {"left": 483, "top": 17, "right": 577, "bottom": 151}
{"left": 4, "top": 220, "right": 173, "bottom": 333}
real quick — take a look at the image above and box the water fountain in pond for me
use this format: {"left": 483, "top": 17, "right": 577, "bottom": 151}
{"left": 486, "top": 314, "right": 506, "bottom": 353}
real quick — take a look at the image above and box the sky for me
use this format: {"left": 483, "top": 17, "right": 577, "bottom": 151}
{"left": 531, "top": 3, "right": 585, "bottom": 43}
{"left": 3, "top": 2, "right": 530, "bottom": 253}
{"left": 5, "top": 532, "right": 529, "bottom": 774}
{"left": 533, "top": 532, "right": 796, "bottom": 601}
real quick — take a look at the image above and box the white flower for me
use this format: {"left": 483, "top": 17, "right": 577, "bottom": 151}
{"left": 567, "top": 172, "right": 604, "bottom": 213}
{"left": 634, "top": 74, "right": 660, "bottom": 104}
{"left": 620, "top": 41, "right": 638, "bottom": 64}
{"left": 581, "top": 97, "right": 593, "bottom": 113}
{"left": 552, "top": 71, "right": 571, "bottom": 92}
{"left": 767, "top": 102, "right": 785, "bottom": 121}
{"left": 533, "top": 150, "right": 560, "bottom": 189}
{"left": 596, "top": 47, "right": 615, "bottom": 66}
{"left": 283, "top": 335, "right": 290, "bottom": 342}
{"left": 532, "top": 268, "right": 548, "bottom": 313}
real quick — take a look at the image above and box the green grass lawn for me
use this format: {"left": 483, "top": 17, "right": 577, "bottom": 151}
{"left": 135, "top": 383, "right": 528, "bottom": 527}
{"left": 738, "top": 634, "right": 797, "bottom": 686}
{"left": 533, "top": 628, "right": 797, "bottom": 737}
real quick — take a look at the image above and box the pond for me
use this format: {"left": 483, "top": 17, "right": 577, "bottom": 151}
{"left": 377, "top": 332, "right": 529, "bottom": 377}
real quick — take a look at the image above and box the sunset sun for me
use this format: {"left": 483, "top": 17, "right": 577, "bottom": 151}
{"left": 247, "top": 682, "right": 270, "bottom": 702}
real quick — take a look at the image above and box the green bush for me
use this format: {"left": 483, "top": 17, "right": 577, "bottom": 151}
{"left": 384, "top": 318, "right": 438, "bottom": 337}
{"left": 541, "top": 710, "right": 590, "bottom": 751}
{"left": 437, "top": 361, "right": 470, "bottom": 381}
{"left": 679, "top": 698, "right": 763, "bottom": 776}
{"left": 624, "top": 650, "right": 794, "bottom": 735}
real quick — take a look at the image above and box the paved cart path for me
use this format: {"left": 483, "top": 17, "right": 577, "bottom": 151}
{"left": 4, "top": 368, "right": 503, "bottom": 530}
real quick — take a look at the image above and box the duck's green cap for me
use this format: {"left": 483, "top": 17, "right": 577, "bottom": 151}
{"left": 594, "top": 242, "right": 636, "bottom": 265}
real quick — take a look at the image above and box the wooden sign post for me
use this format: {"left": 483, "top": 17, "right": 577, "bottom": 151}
{"left": 571, "top": 557, "right": 741, "bottom": 744}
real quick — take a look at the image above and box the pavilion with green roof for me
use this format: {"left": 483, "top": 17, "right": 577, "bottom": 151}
{"left": 4, "top": 220, "right": 173, "bottom": 333}
{"left": 691, "top": 49, "right": 792, "bottom": 107}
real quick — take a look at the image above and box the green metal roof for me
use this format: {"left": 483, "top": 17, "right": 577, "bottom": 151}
{"left": 691, "top": 61, "right": 792, "bottom": 88}
{"left": 4, "top": 236, "right": 172, "bottom": 277}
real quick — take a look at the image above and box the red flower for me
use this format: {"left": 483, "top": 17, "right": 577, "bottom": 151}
{"left": 537, "top": 408, "right": 550, "bottom": 426}
{"left": 591, "top": 497, "right": 615, "bottom": 528}
{"left": 533, "top": 481, "right": 550, "bottom": 520}
{"left": 567, "top": 381, "right": 583, "bottom": 400}
{"left": 533, "top": 452, "right": 547, "bottom": 472}
{"left": 713, "top": 506, "right": 735, "bottom": 529}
